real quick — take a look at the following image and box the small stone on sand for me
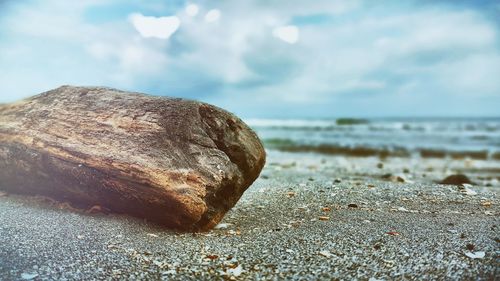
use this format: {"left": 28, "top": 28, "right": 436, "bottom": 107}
{"left": 440, "top": 174, "right": 473, "bottom": 185}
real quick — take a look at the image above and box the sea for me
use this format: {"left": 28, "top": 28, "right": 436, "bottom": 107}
{"left": 246, "top": 117, "right": 500, "bottom": 160}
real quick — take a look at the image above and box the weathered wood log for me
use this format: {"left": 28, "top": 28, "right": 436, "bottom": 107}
{"left": 0, "top": 86, "right": 266, "bottom": 231}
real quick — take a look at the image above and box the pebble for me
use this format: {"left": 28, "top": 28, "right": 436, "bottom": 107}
{"left": 21, "top": 273, "right": 39, "bottom": 280}
{"left": 319, "top": 250, "right": 332, "bottom": 258}
{"left": 227, "top": 265, "right": 243, "bottom": 277}
{"left": 214, "top": 223, "right": 230, "bottom": 230}
{"left": 440, "top": 174, "right": 473, "bottom": 185}
{"left": 464, "top": 251, "right": 485, "bottom": 259}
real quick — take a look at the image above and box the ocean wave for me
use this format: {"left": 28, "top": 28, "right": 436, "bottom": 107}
{"left": 251, "top": 118, "right": 500, "bottom": 159}
{"left": 245, "top": 118, "right": 369, "bottom": 129}
{"left": 264, "top": 138, "right": 498, "bottom": 160}
{"left": 245, "top": 119, "right": 335, "bottom": 128}
{"left": 247, "top": 119, "right": 500, "bottom": 135}
{"left": 264, "top": 138, "right": 408, "bottom": 157}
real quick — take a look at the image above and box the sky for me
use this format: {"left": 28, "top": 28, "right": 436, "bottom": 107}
{"left": 0, "top": 0, "right": 499, "bottom": 118}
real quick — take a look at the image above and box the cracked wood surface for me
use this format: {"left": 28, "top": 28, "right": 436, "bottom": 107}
{"left": 0, "top": 86, "right": 266, "bottom": 231}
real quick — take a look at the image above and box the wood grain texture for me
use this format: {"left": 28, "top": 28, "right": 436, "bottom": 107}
{"left": 0, "top": 86, "right": 266, "bottom": 231}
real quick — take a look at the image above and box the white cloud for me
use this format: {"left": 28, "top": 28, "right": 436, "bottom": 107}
{"left": 119, "top": 45, "right": 168, "bottom": 72}
{"left": 185, "top": 4, "right": 199, "bottom": 17}
{"left": 436, "top": 53, "right": 500, "bottom": 97}
{"left": 129, "top": 13, "right": 180, "bottom": 39}
{"left": 370, "top": 10, "right": 496, "bottom": 56}
{"left": 86, "top": 42, "right": 114, "bottom": 60}
{"left": 273, "top": 25, "right": 300, "bottom": 44}
{"left": 269, "top": 7, "right": 499, "bottom": 100}
{"left": 254, "top": 0, "right": 360, "bottom": 16}
{"left": 204, "top": 9, "right": 221, "bottom": 23}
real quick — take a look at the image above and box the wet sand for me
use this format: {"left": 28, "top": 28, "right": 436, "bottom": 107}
{"left": 0, "top": 151, "right": 498, "bottom": 280}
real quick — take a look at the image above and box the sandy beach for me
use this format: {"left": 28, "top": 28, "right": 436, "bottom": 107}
{"left": 0, "top": 150, "right": 498, "bottom": 280}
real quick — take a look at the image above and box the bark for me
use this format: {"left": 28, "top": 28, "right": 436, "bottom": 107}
{"left": 0, "top": 86, "right": 266, "bottom": 231}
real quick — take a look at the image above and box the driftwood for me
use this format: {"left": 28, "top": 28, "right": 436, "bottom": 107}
{"left": 0, "top": 86, "right": 266, "bottom": 231}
